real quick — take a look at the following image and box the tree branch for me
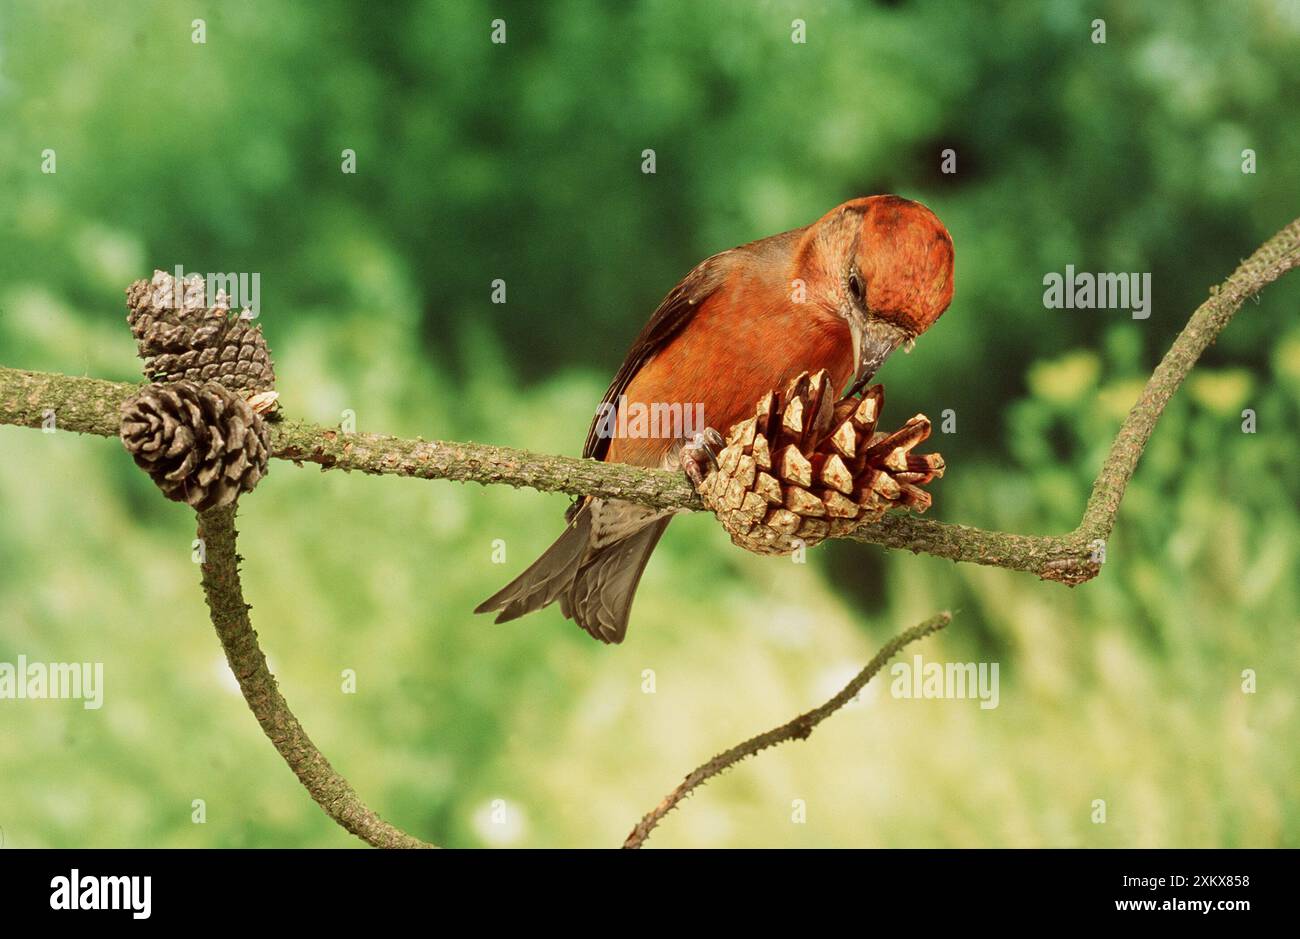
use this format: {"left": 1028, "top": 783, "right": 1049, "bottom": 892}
{"left": 623, "top": 611, "right": 953, "bottom": 848}
{"left": 196, "top": 503, "right": 433, "bottom": 848}
{"left": 3, "top": 216, "right": 1297, "bottom": 582}
{"left": 1, "top": 215, "right": 1295, "bottom": 850}
{"left": 1078, "top": 218, "right": 1300, "bottom": 541}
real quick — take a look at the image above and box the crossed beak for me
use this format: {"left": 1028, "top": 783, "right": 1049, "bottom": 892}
{"left": 847, "top": 314, "right": 909, "bottom": 397}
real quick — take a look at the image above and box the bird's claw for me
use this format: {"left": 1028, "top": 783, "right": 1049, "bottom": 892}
{"left": 679, "top": 427, "right": 724, "bottom": 491}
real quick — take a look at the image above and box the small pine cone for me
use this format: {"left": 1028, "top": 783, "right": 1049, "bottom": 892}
{"left": 697, "top": 370, "right": 945, "bottom": 556}
{"left": 120, "top": 381, "right": 271, "bottom": 511}
{"left": 125, "top": 269, "right": 276, "bottom": 394}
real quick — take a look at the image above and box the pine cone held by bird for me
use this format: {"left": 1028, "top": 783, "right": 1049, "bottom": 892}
{"left": 119, "top": 381, "right": 271, "bottom": 511}
{"left": 696, "top": 369, "right": 944, "bottom": 556}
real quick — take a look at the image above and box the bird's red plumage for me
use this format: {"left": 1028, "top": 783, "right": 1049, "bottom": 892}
{"left": 605, "top": 269, "right": 853, "bottom": 467}
{"left": 478, "top": 195, "right": 955, "bottom": 642}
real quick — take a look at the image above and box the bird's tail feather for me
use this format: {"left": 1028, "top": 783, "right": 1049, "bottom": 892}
{"left": 562, "top": 516, "right": 669, "bottom": 644}
{"left": 474, "top": 506, "right": 669, "bottom": 644}
{"left": 475, "top": 509, "right": 593, "bottom": 624}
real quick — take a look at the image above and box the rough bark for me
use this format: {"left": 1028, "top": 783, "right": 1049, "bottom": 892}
{"left": 197, "top": 504, "right": 433, "bottom": 848}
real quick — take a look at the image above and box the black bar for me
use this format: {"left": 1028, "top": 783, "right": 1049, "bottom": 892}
{"left": 0, "top": 848, "right": 1287, "bottom": 924}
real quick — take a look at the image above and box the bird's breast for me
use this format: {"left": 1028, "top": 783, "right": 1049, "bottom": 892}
{"left": 605, "top": 290, "right": 853, "bottom": 466}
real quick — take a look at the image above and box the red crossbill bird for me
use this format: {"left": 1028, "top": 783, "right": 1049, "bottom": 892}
{"left": 476, "top": 195, "right": 955, "bottom": 643}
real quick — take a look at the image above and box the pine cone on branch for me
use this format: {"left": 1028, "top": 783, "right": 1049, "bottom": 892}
{"left": 119, "top": 381, "right": 270, "bottom": 511}
{"left": 125, "top": 269, "right": 276, "bottom": 396}
{"left": 696, "top": 369, "right": 944, "bottom": 556}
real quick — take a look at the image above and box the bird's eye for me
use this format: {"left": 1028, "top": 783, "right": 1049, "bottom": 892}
{"left": 848, "top": 272, "right": 865, "bottom": 305}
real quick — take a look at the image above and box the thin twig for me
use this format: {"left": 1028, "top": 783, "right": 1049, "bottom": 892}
{"left": 196, "top": 503, "right": 434, "bottom": 848}
{"left": 622, "top": 611, "right": 953, "bottom": 848}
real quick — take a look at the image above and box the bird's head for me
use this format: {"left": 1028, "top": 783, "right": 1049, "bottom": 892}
{"left": 801, "top": 195, "right": 955, "bottom": 393}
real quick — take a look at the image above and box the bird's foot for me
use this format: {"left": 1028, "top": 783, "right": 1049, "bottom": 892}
{"left": 679, "top": 427, "right": 724, "bottom": 491}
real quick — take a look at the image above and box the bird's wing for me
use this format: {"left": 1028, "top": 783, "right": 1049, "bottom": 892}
{"left": 582, "top": 250, "right": 737, "bottom": 461}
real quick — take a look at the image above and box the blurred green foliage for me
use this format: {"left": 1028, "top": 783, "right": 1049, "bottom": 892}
{"left": 0, "top": 0, "right": 1296, "bottom": 847}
